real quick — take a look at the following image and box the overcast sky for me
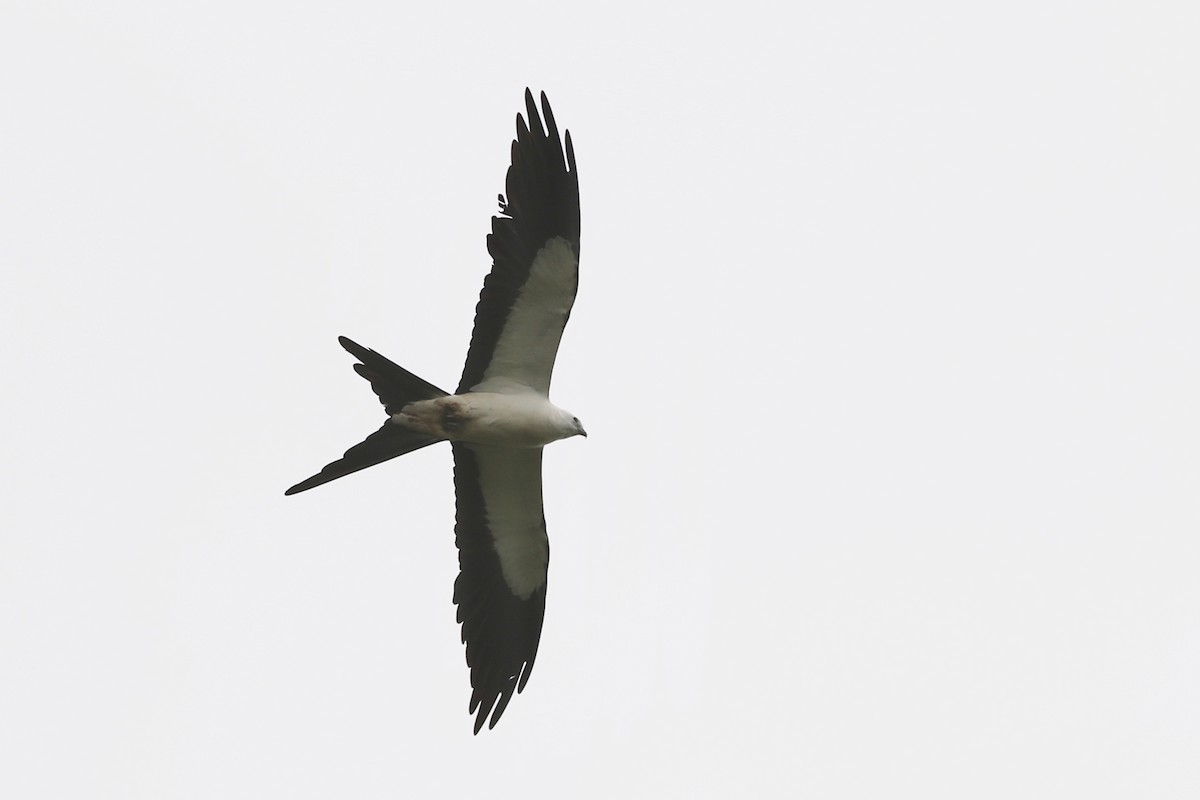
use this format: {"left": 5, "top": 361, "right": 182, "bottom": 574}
{"left": 2, "top": 2, "right": 1198, "bottom": 798}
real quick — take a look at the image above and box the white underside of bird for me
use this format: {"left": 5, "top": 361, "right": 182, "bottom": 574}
{"left": 392, "top": 392, "right": 586, "bottom": 448}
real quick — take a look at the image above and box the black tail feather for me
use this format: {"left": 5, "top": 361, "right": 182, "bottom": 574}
{"left": 285, "top": 423, "right": 440, "bottom": 495}
{"left": 284, "top": 337, "right": 451, "bottom": 495}
{"left": 338, "top": 336, "right": 448, "bottom": 413}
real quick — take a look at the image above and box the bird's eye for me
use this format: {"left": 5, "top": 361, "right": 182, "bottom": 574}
{"left": 572, "top": 417, "right": 579, "bottom": 425}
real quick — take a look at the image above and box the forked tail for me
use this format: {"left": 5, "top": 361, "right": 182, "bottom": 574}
{"left": 284, "top": 337, "right": 450, "bottom": 495}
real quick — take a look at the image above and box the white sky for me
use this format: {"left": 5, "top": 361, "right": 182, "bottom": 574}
{"left": 2, "top": 2, "right": 1198, "bottom": 797}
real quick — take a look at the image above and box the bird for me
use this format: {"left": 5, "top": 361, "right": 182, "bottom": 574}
{"left": 285, "top": 89, "right": 583, "bottom": 734}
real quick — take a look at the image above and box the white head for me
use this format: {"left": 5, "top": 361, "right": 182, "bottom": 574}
{"left": 558, "top": 407, "right": 587, "bottom": 440}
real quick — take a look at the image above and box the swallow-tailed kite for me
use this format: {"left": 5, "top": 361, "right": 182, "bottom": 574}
{"left": 285, "top": 90, "right": 583, "bottom": 734}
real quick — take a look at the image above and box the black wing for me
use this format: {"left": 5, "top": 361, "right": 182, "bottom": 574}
{"left": 451, "top": 443, "right": 549, "bottom": 733}
{"left": 457, "top": 89, "right": 580, "bottom": 396}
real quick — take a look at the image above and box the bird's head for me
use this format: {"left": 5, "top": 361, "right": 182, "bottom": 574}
{"left": 557, "top": 408, "right": 587, "bottom": 440}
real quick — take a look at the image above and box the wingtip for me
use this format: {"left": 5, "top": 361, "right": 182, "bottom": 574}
{"left": 523, "top": 88, "right": 540, "bottom": 135}
{"left": 470, "top": 695, "right": 488, "bottom": 735}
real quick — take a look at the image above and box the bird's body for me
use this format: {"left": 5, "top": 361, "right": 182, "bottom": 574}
{"left": 393, "top": 393, "right": 584, "bottom": 447}
{"left": 286, "top": 90, "right": 582, "bottom": 734}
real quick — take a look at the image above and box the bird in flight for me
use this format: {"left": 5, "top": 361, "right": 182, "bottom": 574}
{"left": 285, "top": 90, "right": 584, "bottom": 733}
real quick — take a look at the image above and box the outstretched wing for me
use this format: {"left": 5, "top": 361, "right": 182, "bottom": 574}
{"left": 458, "top": 89, "right": 580, "bottom": 397}
{"left": 451, "top": 443, "right": 549, "bottom": 733}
